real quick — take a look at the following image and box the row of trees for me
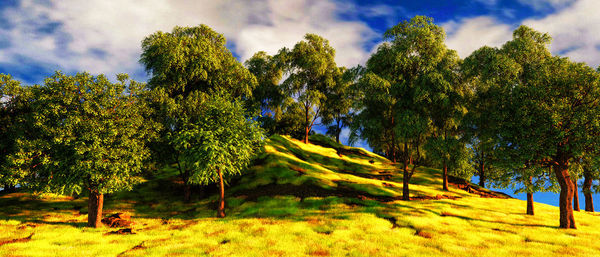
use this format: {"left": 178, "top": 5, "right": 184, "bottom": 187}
{"left": 2, "top": 16, "right": 600, "bottom": 230}
{"left": 240, "top": 16, "right": 600, "bottom": 229}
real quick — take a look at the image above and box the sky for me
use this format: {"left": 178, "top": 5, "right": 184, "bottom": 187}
{"left": 1, "top": 0, "right": 599, "bottom": 209}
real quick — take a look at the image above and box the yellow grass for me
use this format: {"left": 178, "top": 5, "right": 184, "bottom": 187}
{"left": 1, "top": 134, "right": 600, "bottom": 256}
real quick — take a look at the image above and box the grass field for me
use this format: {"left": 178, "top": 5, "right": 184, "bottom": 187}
{"left": 2, "top": 134, "right": 600, "bottom": 256}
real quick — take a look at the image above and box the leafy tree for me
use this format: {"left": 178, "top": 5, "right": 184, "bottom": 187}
{"left": 11, "top": 72, "right": 155, "bottom": 227}
{"left": 244, "top": 51, "right": 285, "bottom": 118}
{"left": 0, "top": 75, "right": 33, "bottom": 193}
{"left": 321, "top": 66, "right": 361, "bottom": 144}
{"left": 470, "top": 26, "right": 600, "bottom": 228}
{"left": 167, "top": 92, "right": 264, "bottom": 217}
{"left": 278, "top": 34, "right": 340, "bottom": 144}
{"left": 383, "top": 16, "right": 465, "bottom": 192}
{"left": 140, "top": 25, "right": 256, "bottom": 98}
{"left": 141, "top": 25, "right": 264, "bottom": 206}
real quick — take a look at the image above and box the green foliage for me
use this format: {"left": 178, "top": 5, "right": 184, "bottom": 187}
{"left": 278, "top": 34, "right": 341, "bottom": 142}
{"left": 140, "top": 25, "right": 256, "bottom": 98}
{"left": 0, "top": 75, "right": 34, "bottom": 188}
{"left": 168, "top": 92, "right": 265, "bottom": 185}
{"left": 11, "top": 72, "right": 156, "bottom": 195}
{"left": 321, "top": 66, "right": 361, "bottom": 143}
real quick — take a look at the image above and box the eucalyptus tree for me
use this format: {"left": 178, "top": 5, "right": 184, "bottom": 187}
{"left": 12, "top": 72, "right": 155, "bottom": 228}
{"left": 462, "top": 46, "right": 521, "bottom": 189}
{"left": 352, "top": 16, "right": 458, "bottom": 200}
{"left": 383, "top": 16, "right": 465, "bottom": 191}
{"left": 277, "top": 34, "right": 340, "bottom": 144}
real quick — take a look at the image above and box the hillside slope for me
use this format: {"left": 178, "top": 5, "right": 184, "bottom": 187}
{"left": 1, "top": 134, "right": 600, "bottom": 256}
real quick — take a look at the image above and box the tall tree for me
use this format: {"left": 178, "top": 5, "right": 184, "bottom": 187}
{"left": 473, "top": 26, "right": 600, "bottom": 228}
{"left": 383, "top": 16, "right": 465, "bottom": 191}
{"left": 278, "top": 34, "right": 340, "bottom": 144}
{"left": 12, "top": 72, "right": 155, "bottom": 228}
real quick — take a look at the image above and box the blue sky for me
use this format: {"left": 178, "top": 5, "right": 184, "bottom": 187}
{"left": 1, "top": 0, "right": 598, "bottom": 209}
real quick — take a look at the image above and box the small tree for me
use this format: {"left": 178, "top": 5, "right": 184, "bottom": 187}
{"left": 12, "top": 72, "right": 155, "bottom": 227}
{"left": 278, "top": 34, "right": 340, "bottom": 144}
{"left": 168, "top": 92, "right": 264, "bottom": 217}
{"left": 321, "top": 66, "right": 361, "bottom": 144}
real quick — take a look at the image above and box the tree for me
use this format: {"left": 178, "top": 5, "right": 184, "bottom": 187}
{"left": 0, "top": 75, "right": 33, "bottom": 193}
{"left": 244, "top": 51, "right": 285, "bottom": 118}
{"left": 140, "top": 25, "right": 256, "bottom": 98}
{"left": 383, "top": 16, "right": 465, "bottom": 191}
{"left": 12, "top": 72, "right": 155, "bottom": 228}
{"left": 278, "top": 34, "right": 340, "bottom": 144}
{"left": 140, "top": 25, "right": 260, "bottom": 201}
{"left": 321, "top": 66, "right": 361, "bottom": 144}
{"left": 168, "top": 92, "right": 264, "bottom": 217}
{"left": 470, "top": 26, "right": 600, "bottom": 228}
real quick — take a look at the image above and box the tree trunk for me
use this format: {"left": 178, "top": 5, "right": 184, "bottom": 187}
{"left": 402, "top": 143, "right": 410, "bottom": 201}
{"left": 87, "top": 189, "right": 104, "bottom": 228}
{"left": 479, "top": 158, "right": 485, "bottom": 188}
{"left": 573, "top": 180, "right": 580, "bottom": 211}
{"left": 554, "top": 160, "right": 576, "bottom": 229}
{"left": 304, "top": 106, "right": 309, "bottom": 144}
{"left": 526, "top": 192, "right": 534, "bottom": 215}
{"left": 184, "top": 184, "right": 191, "bottom": 202}
{"left": 217, "top": 168, "right": 226, "bottom": 218}
{"left": 583, "top": 169, "right": 594, "bottom": 212}
{"left": 335, "top": 118, "right": 341, "bottom": 144}
{"left": 443, "top": 160, "right": 449, "bottom": 191}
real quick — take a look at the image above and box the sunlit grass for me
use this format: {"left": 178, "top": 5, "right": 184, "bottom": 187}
{"left": 1, "top": 134, "right": 600, "bottom": 256}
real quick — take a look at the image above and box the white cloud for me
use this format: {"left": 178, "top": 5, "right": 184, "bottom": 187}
{"left": 517, "top": 0, "right": 576, "bottom": 11}
{"left": 523, "top": 0, "right": 600, "bottom": 67}
{"left": 443, "top": 0, "right": 600, "bottom": 69}
{"left": 443, "top": 16, "right": 513, "bottom": 58}
{"left": 0, "top": 0, "right": 377, "bottom": 83}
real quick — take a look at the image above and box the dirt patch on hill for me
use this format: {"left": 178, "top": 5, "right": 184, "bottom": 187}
{"left": 448, "top": 176, "right": 512, "bottom": 199}
{"left": 0, "top": 233, "right": 34, "bottom": 246}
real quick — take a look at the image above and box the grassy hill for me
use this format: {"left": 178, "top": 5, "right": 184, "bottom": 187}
{"left": 2, "top": 134, "right": 600, "bottom": 256}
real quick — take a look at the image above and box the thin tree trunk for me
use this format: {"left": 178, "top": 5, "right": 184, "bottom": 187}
{"left": 554, "top": 160, "right": 576, "bottom": 229}
{"left": 442, "top": 130, "right": 449, "bottom": 191}
{"left": 304, "top": 105, "right": 309, "bottom": 144}
{"left": 443, "top": 160, "right": 449, "bottom": 191}
{"left": 87, "top": 188, "right": 104, "bottom": 228}
{"left": 583, "top": 168, "right": 594, "bottom": 212}
{"left": 184, "top": 184, "right": 191, "bottom": 202}
{"left": 526, "top": 192, "right": 534, "bottom": 215}
{"left": 217, "top": 168, "right": 226, "bottom": 218}
{"left": 335, "top": 118, "right": 341, "bottom": 144}
{"left": 573, "top": 179, "right": 580, "bottom": 211}
{"left": 402, "top": 143, "right": 410, "bottom": 201}
{"left": 479, "top": 154, "right": 485, "bottom": 188}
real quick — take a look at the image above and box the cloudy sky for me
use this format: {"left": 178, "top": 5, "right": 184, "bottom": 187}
{"left": 0, "top": 0, "right": 596, "bottom": 85}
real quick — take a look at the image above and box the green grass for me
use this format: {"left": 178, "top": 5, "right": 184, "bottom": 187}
{"left": 2, "top": 134, "right": 600, "bottom": 256}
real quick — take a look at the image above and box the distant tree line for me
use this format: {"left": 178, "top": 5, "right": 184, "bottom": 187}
{"left": 2, "top": 16, "right": 600, "bottom": 230}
